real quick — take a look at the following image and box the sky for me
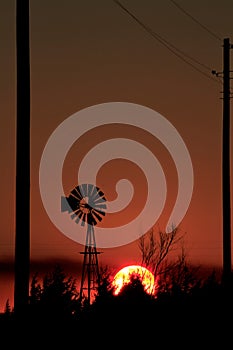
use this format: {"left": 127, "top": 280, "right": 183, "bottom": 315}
{"left": 0, "top": 0, "right": 233, "bottom": 311}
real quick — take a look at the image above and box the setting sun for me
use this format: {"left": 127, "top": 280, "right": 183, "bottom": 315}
{"left": 112, "top": 265, "right": 156, "bottom": 295}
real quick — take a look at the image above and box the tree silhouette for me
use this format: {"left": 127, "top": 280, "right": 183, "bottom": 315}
{"left": 29, "top": 272, "right": 42, "bottom": 304}
{"left": 0, "top": 299, "right": 13, "bottom": 325}
{"left": 156, "top": 246, "right": 201, "bottom": 298}
{"left": 117, "top": 272, "right": 154, "bottom": 304}
{"left": 29, "top": 264, "right": 80, "bottom": 322}
{"left": 4, "top": 299, "right": 12, "bottom": 315}
{"left": 139, "top": 225, "right": 184, "bottom": 277}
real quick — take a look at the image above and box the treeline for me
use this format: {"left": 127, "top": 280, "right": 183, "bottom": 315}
{"left": 1, "top": 263, "right": 233, "bottom": 323}
{"left": 1, "top": 227, "right": 233, "bottom": 340}
{"left": 1, "top": 262, "right": 233, "bottom": 345}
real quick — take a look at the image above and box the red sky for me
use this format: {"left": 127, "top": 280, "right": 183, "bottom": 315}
{"left": 0, "top": 0, "right": 233, "bottom": 312}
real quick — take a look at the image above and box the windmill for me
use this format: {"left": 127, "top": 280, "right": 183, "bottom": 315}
{"left": 61, "top": 183, "right": 107, "bottom": 305}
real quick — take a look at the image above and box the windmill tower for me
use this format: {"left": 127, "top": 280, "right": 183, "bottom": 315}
{"left": 61, "top": 183, "right": 106, "bottom": 305}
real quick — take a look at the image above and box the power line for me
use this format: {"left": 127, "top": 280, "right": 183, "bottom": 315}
{"left": 168, "top": 0, "right": 222, "bottom": 42}
{"left": 145, "top": 27, "right": 212, "bottom": 72}
{"left": 113, "top": 0, "right": 220, "bottom": 84}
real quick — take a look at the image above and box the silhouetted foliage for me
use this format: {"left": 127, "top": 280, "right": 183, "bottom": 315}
{"left": 0, "top": 299, "right": 13, "bottom": 325}
{"left": 79, "top": 265, "right": 116, "bottom": 325}
{"left": 137, "top": 227, "right": 233, "bottom": 326}
{"left": 139, "top": 226, "right": 184, "bottom": 276}
{"left": 1, "top": 258, "right": 233, "bottom": 338}
{"left": 4, "top": 299, "right": 12, "bottom": 315}
{"left": 116, "top": 272, "right": 154, "bottom": 318}
{"left": 156, "top": 247, "right": 201, "bottom": 298}
{"left": 29, "top": 272, "right": 42, "bottom": 304}
{"left": 82, "top": 270, "right": 155, "bottom": 330}
{"left": 138, "top": 226, "right": 208, "bottom": 302}
{"left": 95, "top": 265, "right": 116, "bottom": 300}
{"left": 29, "top": 264, "right": 80, "bottom": 322}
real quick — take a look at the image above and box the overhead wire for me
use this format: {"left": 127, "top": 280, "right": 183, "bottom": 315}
{"left": 167, "top": 1, "right": 229, "bottom": 89}
{"left": 168, "top": 0, "right": 229, "bottom": 90}
{"left": 168, "top": 0, "right": 222, "bottom": 42}
{"left": 113, "top": 0, "right": 221, "bottom": 84}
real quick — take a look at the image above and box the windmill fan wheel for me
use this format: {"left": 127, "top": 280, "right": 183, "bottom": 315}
{"left": 61, "top": 183, "right": 107, "bottom": 227}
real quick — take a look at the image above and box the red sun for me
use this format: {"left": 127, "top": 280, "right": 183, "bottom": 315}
{"left": 112, "top": 265, "right": 156, "bottom": 295}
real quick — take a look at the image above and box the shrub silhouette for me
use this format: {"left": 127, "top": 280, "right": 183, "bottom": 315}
{"left": 29, "top": 264, "right": 80, "bottom": 322}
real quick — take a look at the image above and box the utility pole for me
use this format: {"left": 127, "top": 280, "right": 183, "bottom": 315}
{"left": 222, "top": 38, "right": 232, "bottom": 286}
{"left": 14, "top": 0, "right": 31, "bottom": 317}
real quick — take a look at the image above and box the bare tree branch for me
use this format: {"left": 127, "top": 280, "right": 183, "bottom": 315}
{"left": 139, "top": 225, "right": 186, "bottom": 277}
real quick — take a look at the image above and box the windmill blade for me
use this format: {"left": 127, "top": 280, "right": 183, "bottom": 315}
{"left": 71, "top": 209, "right": 83, "bottom": 222}
{"left": 91, "top": 189, "right": 105, "bottom": 202}
{"left": 90, "top": 187, "right": 98, "bottom": 200}
{"left": 88, "top": 198, "right": 106, "bottom": 209}
{"left": 71, "top": 211, "right": 78, "bottom": 220}
{"left": 71, "top": 208, "right": 84, "bottom": 220}
{"left": 61, "top": 196, "right": 73, "bottom": 213}
{"left": 80, "top": 183, "right": 88, "bottom": 198}
{"left": 75, "top": 216, "right": 81, "bottom": 225}
{"left": 68, "top": 195, "right": 81, "bottom": 211}
{"left": 93, "top": 207, "right": 105, "bottom": 216}
{"left": 97, "top": 190, "right": 105, "bottom": 198}
{"left": 71, "top": 188, "right": 82, "bottom": 200}
{"left": 81, "top": 213, "right": 86, "bottom": 226}
{"left": 70, "top": 192, "right": 80, "bottom": 202}
{"left": 73, "top": 186, "right": 83, "bottom": 199}
{"left": 75, "top": 209, "right": 83, "bottom": 220}
{"left": 61, "top": 195, "right": 79, "bottom": 213}
{"left": 87, "top": 184, "right": 94, "bottom": 197}
{"left": 92, "top": 196, "right": 106, "bottom": 205}
{"left": 93, "top": 204, "right": 107, "bottom": 210}
{"left": 92, "top": 210, "right": 104, "bottom": 222}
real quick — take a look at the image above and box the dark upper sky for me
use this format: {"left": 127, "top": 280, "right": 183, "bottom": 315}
{"left": 0, "top": 0, "right": 233, "bottom": 280}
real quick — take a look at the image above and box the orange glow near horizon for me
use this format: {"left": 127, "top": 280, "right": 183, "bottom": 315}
{"left": 112, "top": 265, "right": 156, "bottom": 295}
